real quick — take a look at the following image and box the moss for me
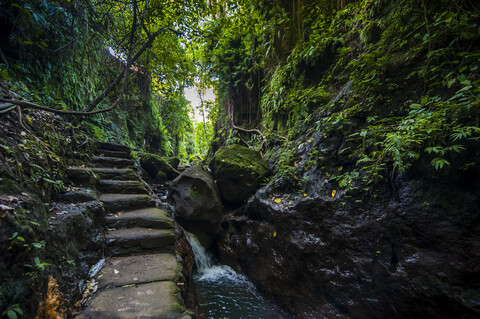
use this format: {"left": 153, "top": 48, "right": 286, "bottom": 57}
{"left": 0, "top": 178, "right": 21, "bottom": 194}
{"left": 211, "top": 144, "right": 270, "bottom": 206}
{"left": 139, "top": 153, "right": 180, "bottom": 180}
{"left": 213, "top": 144, "right": 269, "bottom": 178}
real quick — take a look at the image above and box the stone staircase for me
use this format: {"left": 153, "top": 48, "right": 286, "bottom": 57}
{"left": 69, "top": 142, "right": 191, "bottom": 319}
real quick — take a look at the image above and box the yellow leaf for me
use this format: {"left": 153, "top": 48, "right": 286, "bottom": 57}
{"left": 274, "top": 198, "right": 282, "bottom": 203}
{"left": 273, "top": 232, "right": 277, "bottom": 237}
{"left": 303, "top": 193, "right": 307, "bottom": 197}
{"left": 331, "top": 190, "right": 337, "bottom": 197}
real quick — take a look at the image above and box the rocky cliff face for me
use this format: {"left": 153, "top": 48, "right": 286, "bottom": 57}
{"left": 217, "top": 156, "right": 480, "bottom": 318}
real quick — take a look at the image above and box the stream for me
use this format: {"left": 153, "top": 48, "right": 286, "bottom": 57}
{"left": 186, "top": 234, "right": 288, "bottom": 319}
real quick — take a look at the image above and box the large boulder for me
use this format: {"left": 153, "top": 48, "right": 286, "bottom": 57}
{"left": 217, "top": 172, "right": 480, "bottom": 318}
{"left": 210, "top": 144, "right": 269, "bottom": 206}
{"left": 140, "top": 153, "right": 179, "bottom": 181}
{"left": 168, "top": 165, "right": 223, "bottom": 247}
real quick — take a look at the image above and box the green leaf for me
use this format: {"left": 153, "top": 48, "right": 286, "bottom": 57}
{"left": 338, "top": 177, "right": 348, "bottom": 188}
{"left": 7, "top": 310, "right": 18, "bottom": 319}
{"left": 425, "top": 146, "right": 441, "bottom": 154}
{"left": 431, "top": 157, "right": 450, "bottom": 170}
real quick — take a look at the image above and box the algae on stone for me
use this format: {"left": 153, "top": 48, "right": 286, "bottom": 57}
{"left": 139, "top": 153, "right": 179, "bottom": 180}
{"left": 211, "top": 144, "right": 270, "bottom": 206}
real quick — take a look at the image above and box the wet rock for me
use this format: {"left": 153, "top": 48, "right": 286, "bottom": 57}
{"left": 43, "top": 201, "right": 104, "bottom": 307}
{"left": 175, "top": 226, "right": 201, "bottom": 316}
{"left": 57, "top": 188, "right": 97, "bottom": 203}
{"left": 105, "top": 228, "right": 175, "bottom": 256}
{"left": 99, "top": 193, "right": 155, "bottom": 213}
{"left": 217, "top": 175, "right": 480, "bottom": 318}
{"left": 97, "top": 180, "right": 148, "bottom": 194}
{"left": 140, "top": 153, "right": 180, "bottom": 180}
{"left": 210, "top": 144, "right": 269, "bottom": 206}
{"left": 77, "top": 281, "right": 188, "bottom": 319}
{"left": 168, "top": 165, "right": 223, "bottom": 247}
{"left": 97, "top": 253, "right": 181, "bottom": 288}
{"left": 105, "top": 207, "right": 174, "bottom": 230}
{"left": 67, "top": 167, "right": 138, "bottom": 184}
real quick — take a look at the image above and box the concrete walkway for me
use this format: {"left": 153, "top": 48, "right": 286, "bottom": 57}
{"left": 71, "top": 142, "right": 191, "bottom": 319}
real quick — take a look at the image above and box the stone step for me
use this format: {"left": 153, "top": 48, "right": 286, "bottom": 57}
{"left": 97, "top": 253, "right": 181, "bottom": 288}
{"left": 58, "top": 187, "right": 97, "bottom": 203}
{"left": 97, "top": 180, "right": 148, "bottom": 194}
{"left": 76, "top": 281, "right": 188, "bottom": 319}
{"left": 67, "top": 167, "right": 138, "bottom": 185}
{"left": 99, "top": 194, "right": 155, "bottom": 213}
{"left": 96, "top": 149, "right": 131, "bottom": 159}
{"left": 105, "top": 227, "right": 175, "bottom": 256}
{"left": 95, "top": 141, "right": 130, "bottom": 153}
{"left": 91, "top": 156, "right": 134, "bottom": 168}
{"left": 106, "top": 207, "right": 174, "bottom": 229}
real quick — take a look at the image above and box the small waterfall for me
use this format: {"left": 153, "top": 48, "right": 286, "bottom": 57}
{"left": 184, "top": 232, "right": 288, "bottom": 319}
{"left": 185, "top": 232, "right": 240, "bottom": 282}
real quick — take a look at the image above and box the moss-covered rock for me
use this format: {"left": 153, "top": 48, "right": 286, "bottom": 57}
{"left": 168, "top": 165, "right": 223, "bottom": 248}
{"left": 139, "top": 153, "right": 179, "bottom": 180}
{"left": 210, "top": 144, "right": 270, "bottom": 206}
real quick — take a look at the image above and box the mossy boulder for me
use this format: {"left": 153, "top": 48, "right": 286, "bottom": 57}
{"left": 168, "top": 165, "right": 223, "bottom": 248}
{"left": 210, "top": 144, "right": 270, "bottom": 206}
{"left": 139, "top": 153, "right": 179, "bottom": 180}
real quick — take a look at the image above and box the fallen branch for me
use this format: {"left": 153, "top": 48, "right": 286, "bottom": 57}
{"left": 0, "top": 94, "right": 123, "bottom": 116}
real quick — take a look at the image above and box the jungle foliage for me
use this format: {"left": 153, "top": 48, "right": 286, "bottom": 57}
{"left": 199, "top": 0, "right": 480, "bottom": 191}
{"left": 0, "top": 0, "right": 212, "bottom": 159}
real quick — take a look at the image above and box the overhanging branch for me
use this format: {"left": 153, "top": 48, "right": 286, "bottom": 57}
{"left": 2, "top": 26, "right": 181, "bottom": 116}
{"left": 84, "top": 26, "right": 181, "bottom": 112}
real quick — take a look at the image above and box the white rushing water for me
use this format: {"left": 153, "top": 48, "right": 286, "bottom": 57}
{"left": 185, "top": 232, "right": 287, "bottom": 319}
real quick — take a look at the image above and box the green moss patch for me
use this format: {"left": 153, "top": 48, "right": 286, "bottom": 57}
{"left": 211, "top": 144, "right": 270, "bottom": 206}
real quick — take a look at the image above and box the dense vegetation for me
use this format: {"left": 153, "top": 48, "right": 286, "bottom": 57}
{"left": 0, "top": 0, "right": 214, "bottom": 159}
{"left": 200, "top": 0, "right": 480, "bottom": 193}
